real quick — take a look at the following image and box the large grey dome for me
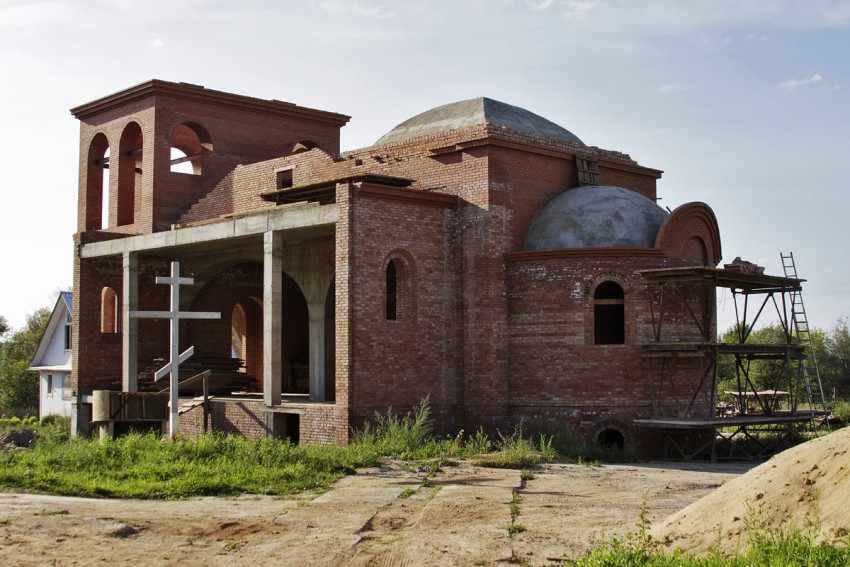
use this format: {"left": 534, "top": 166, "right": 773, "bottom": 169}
{"left": 376, "top": 97, "right": 584, "bottom": 146}
{"left": 523, "top": 186, "right": 668, "bottom": 250}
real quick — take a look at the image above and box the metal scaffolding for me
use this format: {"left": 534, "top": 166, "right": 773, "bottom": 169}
{"left": 634, "top": 265, "right": 827, "bottom": 460}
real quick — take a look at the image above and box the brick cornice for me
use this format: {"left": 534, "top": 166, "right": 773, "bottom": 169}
{"left": 506, "top": 247, "right": 665, "bottom": 263}
{"left": 355, "top": 183, "right": 458, "bottom": 208}
{"left": 71, "top": 79, "right": 351, "bottom": 127}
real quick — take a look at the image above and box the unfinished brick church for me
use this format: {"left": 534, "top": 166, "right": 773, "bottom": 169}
{"left": 69, "top": 80, "right": 723, "bottom": 454}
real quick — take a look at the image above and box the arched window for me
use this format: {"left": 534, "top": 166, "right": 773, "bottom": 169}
{"left": 170, "top": 122, "right": 212, "bottom": 175}
{"left": 384, "top": 252, "right": 416, "bottom": 322}
{"left": 386, "top": 260, "right": 398, "bottom": 320}
{"left": 594, "top": 281, "right": 624, "bottom": 345}
{"left": 101, "top": 287, "right": 118, "bottom": 333}
{"left": 231, "top": 303, "right": 247, "bottom": 362}
{"left": 85, "top": 134, "right": 110, "bottom": 231}
{"left": 117, "top": 122, "right": 143, "bottom": 226}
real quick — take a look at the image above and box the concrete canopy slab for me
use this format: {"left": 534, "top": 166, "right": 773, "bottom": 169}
{"left": 80, "top": 203, "right": 338, "bottom": 259}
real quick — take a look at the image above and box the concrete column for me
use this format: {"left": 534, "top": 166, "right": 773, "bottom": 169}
{"left": 122, "top": 251, "right": 138, "bottom": 392}
{"left": 308, "top": 302, "right": 326, "bottom": 402}
{"left": 263, "top": 231, "right": 283, "bottom": 407}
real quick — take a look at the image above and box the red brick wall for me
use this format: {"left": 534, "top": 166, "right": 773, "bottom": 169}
{"left": 179, "top": 399, "right": 349, "bottom": 445}
{"left": 505, "top": 251, "right": 715, "bottom": 450}
{"left": 75, "top": 83, "right": 345, "bottom": 234}
{"left": 345, "top": 185, "right": 459, "bottom": 430}
{"left": 74, "top": 84, "right": 720, "bottom": 455}
{"left": 72, "top": 255, "right": 123, "bottom": 395}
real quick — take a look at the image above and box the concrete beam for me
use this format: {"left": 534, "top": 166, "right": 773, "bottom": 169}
{"left": 263, "top": 231, "right": 283, "bottom": 406}
{"left": 308, "top": 303, "right": 325, "bottom": 402}
{"left": 80, "top": 203, "right": 338, "bottom": 259}
{"left": 122, "top": 252, "right": 138, "bottom": 392}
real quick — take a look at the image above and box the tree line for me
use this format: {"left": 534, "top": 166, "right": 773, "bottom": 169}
{"left": 0, "top": 308, "right": 51, "bottom": 415}
{"left": 717, "top": 319, "right": 850, "bottom": 403}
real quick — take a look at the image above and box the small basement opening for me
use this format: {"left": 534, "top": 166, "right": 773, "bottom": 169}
{"left": 598, "top": 428, "right": 625, "bottom": 450}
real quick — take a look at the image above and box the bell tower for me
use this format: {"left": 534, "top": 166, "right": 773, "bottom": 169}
{"left": 71, "top": 80, "right": 350, "bottom": 235}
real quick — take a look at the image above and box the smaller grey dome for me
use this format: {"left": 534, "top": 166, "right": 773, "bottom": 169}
{"left": 523, "top": 186, "right": 668, "bottom": 250}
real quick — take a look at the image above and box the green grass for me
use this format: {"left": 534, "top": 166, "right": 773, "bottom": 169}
{"left": 570, "top": 533, "right": 850, "bottom": 566}
{"left": 473, "top": 424, "right": 555, "bottom": 469}
{"left": 0, "top": 400, "right": 629, "bottom": 499}
{"left": 0, "top": 432, "right": 379, "bottom": 498}
{"left": 568, "top": 495, "right": 850, "bottom": 566}
{"left": 2, "top": 402, "right": 849, "bottom": 564}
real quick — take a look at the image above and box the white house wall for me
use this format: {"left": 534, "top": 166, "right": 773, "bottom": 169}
{"left": 40, "top": 317, "right": 72, "bottom": 367}
{"left": 40, "top": 371, "right": 72, "bottom": 417}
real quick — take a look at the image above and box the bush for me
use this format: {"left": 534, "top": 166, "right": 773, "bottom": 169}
{"left": 473, "top": 424, "right": 552, "bottom": 469}
{"left": 38, "top": 415, "right": 71, "bottom": 442}
{"left": 352, "top": 397, "right": 437, "bottom": 459}
{"left": 830, "top": 400, "right": 850, "bottom": 427}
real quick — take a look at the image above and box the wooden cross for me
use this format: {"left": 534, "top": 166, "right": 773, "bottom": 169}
{"left": 130, "top": 261, "right": 220, "bottom": 436}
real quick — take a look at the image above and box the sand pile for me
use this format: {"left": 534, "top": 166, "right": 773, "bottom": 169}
{"left": 651, "top": 426, "right": 850, "bottom": 555}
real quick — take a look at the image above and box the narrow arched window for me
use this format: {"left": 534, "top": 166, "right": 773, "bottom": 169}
{"left": 85, "top": 134, "right": 110, "bottom": 231}
{"left": 101, "top": 287, "right": 118, "bottom": 333}
{"left": 594, "top": 281, "right": 624, "bottom": 345}
{"left": 118, "top": 122, "right": 143, "bottom": 226}
{"left": 386, "top": 260, "right": 398, "bottom": 320}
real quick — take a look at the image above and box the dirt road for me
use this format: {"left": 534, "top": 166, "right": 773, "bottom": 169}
{"left": 0, "top": 460, "right": 753, "bottom": 566}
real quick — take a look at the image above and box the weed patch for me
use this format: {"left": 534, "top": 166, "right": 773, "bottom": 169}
{"left": 0, "top": 432, "right": 380, "bottom": 498}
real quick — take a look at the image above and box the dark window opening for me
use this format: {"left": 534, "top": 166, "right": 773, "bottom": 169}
{"left": 598, "top": 428, "right": 625, "bottom": 450}
{"left": 386, "top": 261, "right": 398, "bottom": 320}
{"left": 276, "top": 167, "right": 294, "bottom": 189}
{"left": 594, "top": 281, "right": 624, "bottom": 345}
{"left": 576, "top": 156, "right": 600, "bottom": 186}
{"left": 286, "top": 413, "right": 300, "bottom": 444}
{"left": 64, "top": 323, "right": 71, "bottom": 350}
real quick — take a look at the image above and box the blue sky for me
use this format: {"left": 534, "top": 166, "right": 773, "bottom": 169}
{"left": 1, "top": 0, "right": 848, "bottom": 333}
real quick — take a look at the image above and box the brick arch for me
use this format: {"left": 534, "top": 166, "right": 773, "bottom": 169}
{"left": 85, "top": 133, "right": 110, "bottom": 231}
{"left": 382, "top": 249, "right": 418, "bottom": 322}
{"left": 100, "top": 286, "right": 118, "bottom": 333}
{"left": 117, "top": 121, "right": 143, "bottom": 226}
{"left": 170, "top": 122, "right": 212, "bottom": 175}
{"left": 584, "top": 272, "right": 632, "bottom": 302}
{"left": 592, "top": 419, "right": 631, "bottom": 451}
{"left": 585, "top": 273, "right": 631, "bottom": 346}
{"left": 188, "top": 262, "right": 310, "bottom": 394}
{"left": 292, "top": 140, "right": 319, "bottom": 154}
{"left": 654, "top": 202, "right": 721, "bottom": 265}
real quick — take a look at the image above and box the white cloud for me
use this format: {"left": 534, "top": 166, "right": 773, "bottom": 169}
{"left": 319, "top": 2, "right": 394, "bottom": 19}
{"left": 778, "top": 74, "right": 823, "bottom": 90}
{"left": 562, "top": 0, "right": 597, "bottom": 19}
{"left": 151, "top": 38, "right": 164, "bottom": 48}
{"left": 655, "top": 83, "right": 688, "bottom": 94}
{"left": 526, "top": 0, "right": 555, "bottom": 11}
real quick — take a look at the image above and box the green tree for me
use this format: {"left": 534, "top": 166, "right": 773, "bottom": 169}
{"left": 820, "top": 318, "right": 850, "bottom": 400}
{"left": 0, "top": 315, "right": 9, "bottom": 337}
{"left": 717, "top": 321, "right": 844, "bottom": 404}
{"left": 0, "top": 307, "right": 51, "bottom": 415}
